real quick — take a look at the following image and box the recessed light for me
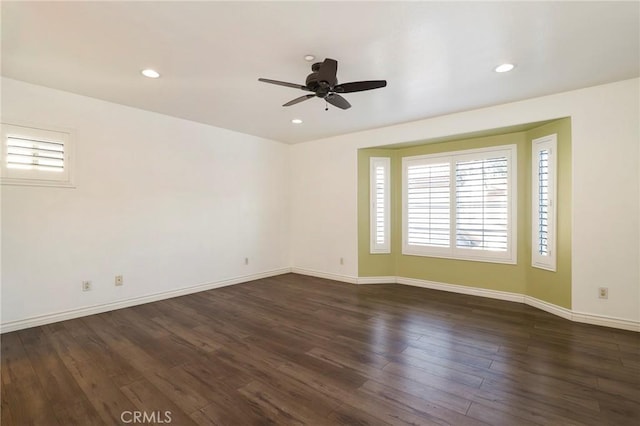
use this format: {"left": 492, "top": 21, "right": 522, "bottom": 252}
{"left": 494, "top": 63, "right": 515, "bottom": 73}
{"left": 291, "top": 118, "right": 303, "bottom": 124}
{"left": 304, "top": 55, "right": 315, "bottom": 62}
{"left": 141, "top": 69, "right": 160, "bottom": 78}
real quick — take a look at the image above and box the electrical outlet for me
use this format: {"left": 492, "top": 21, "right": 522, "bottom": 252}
{"left": 598, "top": 287, "right": 608, "bottom": 299}
{"left": 82, "top": 281, "right": 92, "bottom": 292}
{"left": 340, "top": 257, "right": 344, "bottom": 265}
{"left": 245, "top": 257, "right": 249, "bottom": 265}
{"left": 115, "top": 275, "right": 123, "bottom": 286}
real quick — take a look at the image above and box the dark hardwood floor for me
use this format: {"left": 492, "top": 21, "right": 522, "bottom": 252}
{"left": 2, "top": 273, "right": 639, "bottom": 425}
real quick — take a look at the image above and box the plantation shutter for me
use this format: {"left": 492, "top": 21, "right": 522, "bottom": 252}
{"left": 403, "top": 145, "right": 516, "bottom": 263}
{"left": 536, "top": 149, "right": 550, "bottom": 255}
{"left": 1, "top": 123, "right": 73, "bottom": 187}
{"left": 455, "top": 156, "right": 508, "bottom": 251}
{"left": 532, "top": 134, "right": 557, "bottom": 271}
{"left": 374, "top": 165, "right": 386, "bottom": 244}
{"left": 370, "top": 157, "right": 390, "bottom": 253}
{"left": 6, "top": 136, "right": 65, "bottom": 172}
{"left": 406, "top": 161, "right": 450, "bottom": 247}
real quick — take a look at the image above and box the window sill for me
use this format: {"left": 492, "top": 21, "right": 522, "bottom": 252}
{"left": 1, "top": 178, "right": 76, "bottom": 188}
{"left": 402, "top": 247, "right": 517, "bottom": 265}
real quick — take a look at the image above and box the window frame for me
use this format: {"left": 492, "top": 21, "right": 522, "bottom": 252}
{"left": 402, "top": 144, "right": 518, "bottom": 264}
{"left": 1, "top": 122, "right": 75, "bottom": 188}
{"left": 370, "top": 157, "right": 391, "bottom": 254}
{"left": 531, "top": 134, "right": 557, "bottom": 271}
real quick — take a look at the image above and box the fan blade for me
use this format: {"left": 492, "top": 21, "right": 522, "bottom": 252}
{"left": 325, "top": 93, "right": 351, "bottom": 110}
{"left": 283, "top": 94, "right": 315, "bottom": 107}
{"left": 258, "top": 78, "right": 309, "bottom": 91}
{"left": 334, "top": 80, "right": 387, "bottom": 93}
{"left": 318, "top": 58, "right": 338, "bottom": 86}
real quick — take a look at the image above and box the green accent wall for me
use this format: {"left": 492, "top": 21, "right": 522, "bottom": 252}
{"left": 357, "top": 118, "right": 572, "bottom": 308}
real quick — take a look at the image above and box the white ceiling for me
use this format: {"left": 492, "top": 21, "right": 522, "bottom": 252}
{"left": 2, "top": 1, "right": 638, "bottom": 144}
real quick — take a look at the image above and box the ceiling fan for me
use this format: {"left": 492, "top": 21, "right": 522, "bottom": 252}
{"left": 258, "top": 58, "right": 387, "bottom": 110}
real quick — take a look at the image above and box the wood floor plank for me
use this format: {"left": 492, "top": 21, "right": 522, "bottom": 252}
{"left": 2, "top": 273, "right": 638, "bottom": 425}
{"left": 191, "top": 391, "right": 279, "bottom": 425}
{"left": 1, "top": 385, "right": 15, "bottom": 426}
{"left": 237, "top": 380, "right": 333, "bottom": 426}
{"left": 151, "top": 315, "right": 221, "bottom": 353}
{"left": 305, "top": 346, "right": 390, "bottom": 374}
{"left": 326, "top": 401, "right": 394, "bottom": 426}
{"left": 49, "top": 398, "right": 104, "bottom": 426}
{"left": 241, "top": 362, "right": 344, "bottom": 419}
{"left": 385, "top": 353, "right": 485, "bottom": 388}
{"left": 466, "top": 401, "right": 540, "bottom": 426}
{"left": 120, "top": 378, "right": 198, "bottom": 425}
{"left": 80, "top": 314, "right": 170, "bottom": 373}
{"left": 141, "top": 364, "right": 215, "bottom": 414}
{"left": 365, "top": 372, "right": 475, "bottom": 415}
{"left": 44, "top": 328, "right": 131, "bottom": 425}
{"left": 1, "top": 332, "right": 60, "bottom": 426}
{"left": 19, "top": 339, "right": 104, "bottom": 425}
{"left": 60, "top": 318, "right": 143, "bottom": 387}
{"left": 358, "top": 379, "right": 476, "bottom": 423}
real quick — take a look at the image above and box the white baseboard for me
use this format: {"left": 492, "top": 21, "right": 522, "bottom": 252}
{"left": 357, "top": 276, "right": 397, "bottom": 285}
{"left": 290, "top": 267, "right": 359, "bottom": 284}
{"left": 397, "top": 277, "right": 525, "bottom": 303}
{"left": 525, "top": 297, "right": 639, "bottom": 331}
{"left": 571, "top": 311, "right": 640, "bottom": 332}
{"left": 524, "top": 295, "right": 573, "bottom": 321}
{"left": 0, "top": 268, "right": 292, "bottom": 334}
{"left": 291, "top": 268, "right": 397, "bottom": 285}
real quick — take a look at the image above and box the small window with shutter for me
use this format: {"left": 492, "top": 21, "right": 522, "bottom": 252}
{"left": 532, "top": 134, "right": 557, "bottom": 271}
{"left": 1, "top": 123, "right": 74, "bottom": 187}
{"left": 370, "top": 157, "right": 391, "bottom": 253}
{"left": 402, "top": 145, "right": 517, "bottom": 264}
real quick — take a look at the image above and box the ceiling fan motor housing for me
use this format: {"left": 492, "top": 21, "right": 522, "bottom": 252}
{"left": 306, "top": 74, "right": 335, "bottom": 96}
{"left": 306, "top": 62, "right": 337, "bottom": 96}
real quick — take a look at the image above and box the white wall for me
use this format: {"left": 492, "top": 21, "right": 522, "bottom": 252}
{"left": 1, "top": 78, "right": 290, "bottom": 327}
{"left": 290, "top": 140, "right": 359, "bottom": 277}
{"left": 291, "top": 78, "right": 640, "bottom": 324}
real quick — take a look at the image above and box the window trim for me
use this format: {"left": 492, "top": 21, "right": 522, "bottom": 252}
{"left": 402, "top": 144, "right": 518, "bottom": 264}
{"left": 1, "top": 121, "right": 75, "bottom": 188}
{"left": 531, "top": 134, "right": 557, "bottom": 271}
{"left": 370, "top": 157, "right": 391, "bottom": 254}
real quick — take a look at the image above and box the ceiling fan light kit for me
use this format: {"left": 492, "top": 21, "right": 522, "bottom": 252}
{"left": 259, "top": 58, "right": 387, "bottom": 110}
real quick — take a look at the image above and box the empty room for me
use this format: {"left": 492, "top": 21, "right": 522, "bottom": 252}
{"left": 1, "top": 1, "right": 639, "bottom": 425}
